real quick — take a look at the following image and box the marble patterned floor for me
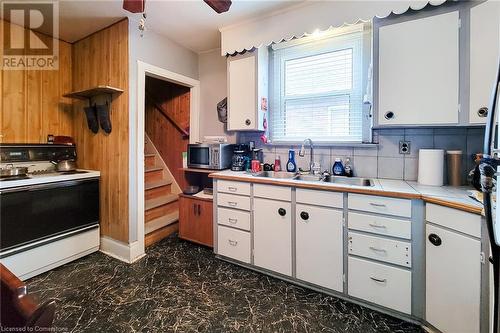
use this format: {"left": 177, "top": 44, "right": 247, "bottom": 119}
{"left": 27, "top": 235, "right": 423, "bottom": 333}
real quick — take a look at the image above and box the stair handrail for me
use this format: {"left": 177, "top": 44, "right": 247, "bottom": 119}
{"left": 145, "top": 90, "right": 190, "bottom": 138}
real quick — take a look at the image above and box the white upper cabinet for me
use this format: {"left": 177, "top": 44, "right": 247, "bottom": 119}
{"left": 378, "top": 11, "right": 460, "bottom": 126}
{"left": 469, "top": 0, "right": 500, "bottom": 124}
{"left": 227, "top": 48, "right": 268, "bottom": 131}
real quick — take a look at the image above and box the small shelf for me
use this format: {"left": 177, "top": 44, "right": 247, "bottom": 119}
{"left": 179, "top": 168, "right": 220, "bottom": 174}
{"left": 63, "top": 85, "right": 123, "bottom": 100}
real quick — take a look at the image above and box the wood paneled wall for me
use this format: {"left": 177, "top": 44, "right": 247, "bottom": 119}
{"left": 145, "top": 77, "right": 190, "bottom": 189}
{"left": 72, "top": 19, "right": 130, "bottom": 242}
{"left": 0, "top": 24, "right": 74, "bottom": 143}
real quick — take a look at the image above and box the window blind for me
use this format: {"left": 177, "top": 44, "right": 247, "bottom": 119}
{"left": 270, "top": 27, "right": 366, "bottom": 143}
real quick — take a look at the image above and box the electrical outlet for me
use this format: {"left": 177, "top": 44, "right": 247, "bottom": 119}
{"left": 399, "top": 141, "right": 411, "bottom": 154}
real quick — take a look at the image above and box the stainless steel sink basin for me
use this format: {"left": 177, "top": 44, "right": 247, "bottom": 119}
{"left": 323, "top": 176, "right": 374, "bottom": 187}
{"left": 294, "top": 174, "right": 323, "bottom": 182}
{"left": 253, "top": 171, "right": 297, "bottom": 179}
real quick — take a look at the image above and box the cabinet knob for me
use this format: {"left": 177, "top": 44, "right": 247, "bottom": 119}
{"left": 477, "top": 107, "right": 488, "bottom": 118}
{"left": 278, "top": 208, "right": 286, "bottom": 216}
{"left": 245, "top": 119, "right": 251, "bottom": 126}
{"left": 384, "top": 111, "right": 395, "bottom": 120}
{"left": 300, "top": 211, "right": 309, "bottom": 220}
{"left": 428, "top": 233, "right": 442, "bottom": 246}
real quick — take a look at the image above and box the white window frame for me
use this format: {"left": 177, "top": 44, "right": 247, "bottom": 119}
{"left": 270, "top": 25, "right": 370, "bottom": 144}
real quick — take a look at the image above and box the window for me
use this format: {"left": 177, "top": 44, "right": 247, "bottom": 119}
{"left": 270, "top": 25, "right": 370, "bottom": 143}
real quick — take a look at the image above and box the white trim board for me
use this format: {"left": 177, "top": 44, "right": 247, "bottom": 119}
{"left": 129, "top": 61, "right": 200, "bottom": 261}
{"left": 100, "top": 236, "right": 145, "bottom": 263}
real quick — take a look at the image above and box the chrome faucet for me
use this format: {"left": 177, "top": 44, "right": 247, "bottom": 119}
{"left": 299, "top": 138, "right": 319, "bottom": 174}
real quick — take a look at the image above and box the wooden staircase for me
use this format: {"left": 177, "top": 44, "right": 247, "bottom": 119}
{"left": 144, "top": 135, "right": 181, "bottom": 247}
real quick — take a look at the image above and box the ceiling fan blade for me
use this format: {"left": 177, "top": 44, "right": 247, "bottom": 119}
{"left": 123, "top": 0, "right": 145, "bottom": 13}
{"left": 203, "top": 0, "right": 232, "bottom": 14}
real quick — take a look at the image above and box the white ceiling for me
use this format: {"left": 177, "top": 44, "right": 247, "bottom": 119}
{"left": 54, "top": 0, "right": 303, "bottom": 53}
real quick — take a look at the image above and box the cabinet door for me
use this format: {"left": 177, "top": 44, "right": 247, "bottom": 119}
{"left": 378, "top": 11, "right": 459, "bottom": 125}
{"left": 253, "top": 198, "right": 292, "bottom": 276}
{"left": 469, "top": 0, "right": 500, "bottom": 124}
{"left": 296, "top": 204, "right": 343, "bottom": 291}
{"left": 426, "top": 224, "right": 481, "bottom": 333}
{"left": 228, "top": 55, "right": 256, "bottom": 131}
{"left": 179, "top": 196, "right": 213, "bottom": 247}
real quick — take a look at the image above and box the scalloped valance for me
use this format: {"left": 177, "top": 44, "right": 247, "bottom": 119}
{"left": 220, "top": 0, "right": 447, "bottom": 56}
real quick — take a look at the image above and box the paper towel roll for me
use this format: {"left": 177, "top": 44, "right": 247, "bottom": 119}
{"left": 418, "top": 149, "right": 444, "bottom": 186}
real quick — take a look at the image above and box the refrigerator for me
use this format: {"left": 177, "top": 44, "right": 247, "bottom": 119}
{"left": 481, "top": 56, "right": 500, "bottom": 333}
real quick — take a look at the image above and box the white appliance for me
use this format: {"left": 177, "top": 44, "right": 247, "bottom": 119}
{"left": 0, "top": 144, "right": 100, "bottom": 280}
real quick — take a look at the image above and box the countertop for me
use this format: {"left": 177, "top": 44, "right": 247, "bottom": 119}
{"left": 210, "top": 170, "right": 483, "bottom": 215}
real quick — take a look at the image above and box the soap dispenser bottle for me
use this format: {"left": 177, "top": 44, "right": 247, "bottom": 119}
{"left": 344, "top": 158, "right": 353, "bottom": 177}
{"left": 286, "top": 149, "right": 297, "bottom": 172}
{"left": 332, "top": 158, "right": 345, "bottom": 176}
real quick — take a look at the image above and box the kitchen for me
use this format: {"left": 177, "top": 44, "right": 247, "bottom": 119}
{"left": 1, "top": 0, "right": 499, "bottom": 332}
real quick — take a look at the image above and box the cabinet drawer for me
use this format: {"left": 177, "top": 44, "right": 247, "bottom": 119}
{"left": 217, "top": 207, "right": 251, "bottom": 231}
{"left": 348, "top": 257, "right": 411, "bottom": 314}
{"left": 253, "top": 184, "right": 291, "bottom": 201}
{"left": 426, "top": 203, "right": 481, "bottom": 238}
{"left": 348, "top": 194, "right": 411, "bottom": 218}
{"left": 218, "top": 180, "right": 251, "bottom": 196}
{"left": 217, "top": 193, "right": 251, "bottom": 211}
{"left": 348, "top": 232, "right": 411, "bottom": 267}
{"left": 296, "top": 188, "right": 343, "bottom": 208}
{"left": 217, "top": 226, "right": 251, "bottom": 263}
{"left": 348, "top": 212, "right": 411, "bottom": 240}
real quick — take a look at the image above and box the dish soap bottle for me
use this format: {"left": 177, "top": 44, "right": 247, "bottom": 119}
{"left": 286, "top": 149, "right": 297, "bottom": 172}
{"left": 332, "top": 158, "right": 345, "bottom": 176}
{"left": 344, "top": 158, "right": 353, "bottom": 177}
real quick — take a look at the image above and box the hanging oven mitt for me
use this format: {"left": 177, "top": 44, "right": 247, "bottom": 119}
{"left": 96, "top": 103, "right": 112, "bottom": 134}
{"left": 84, "top": 105, "right": 99, "bottom": 134}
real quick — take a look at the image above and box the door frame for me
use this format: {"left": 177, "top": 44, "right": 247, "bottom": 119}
{"left": 133, "top": 61, "right": 200, "bottom": 260}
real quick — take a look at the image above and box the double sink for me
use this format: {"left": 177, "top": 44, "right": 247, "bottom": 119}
{"left": 252, "top": 171, "right": 374, "bottom": 187}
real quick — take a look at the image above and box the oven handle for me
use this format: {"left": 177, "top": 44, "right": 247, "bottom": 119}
{"left": 28, "top": 178, "right": 98, "bottom": 192}
{"left": 0, "top": 186, "right": 31, "bottom": 194}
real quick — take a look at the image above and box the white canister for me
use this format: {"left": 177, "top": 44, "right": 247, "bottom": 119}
{"left": 418, "top": 149, "right": 444, "bottom": 186}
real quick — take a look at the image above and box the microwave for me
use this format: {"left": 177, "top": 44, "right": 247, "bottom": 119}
{"left": 187, "top": 143, "right": 234, "bottom": 170}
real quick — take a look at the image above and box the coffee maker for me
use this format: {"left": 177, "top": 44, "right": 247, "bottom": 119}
{"left": 231, "top": 144, "right": 250, "bottom": 171}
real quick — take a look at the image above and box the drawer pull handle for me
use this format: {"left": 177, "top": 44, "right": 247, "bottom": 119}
{"left": 300, "top": 211, "right": 309, "bottom": 220}
{"left": 368, "top": 223, "right": 386, "bottom": 229}
{"left": 369, "top": 246, "right": 387, "bottom": 253}
{"left": 228, "top": 239, "right": 238, "bottom": 246}
{"left": 228, "top": 187, "right": 238, "bottom": 192}
{"left": 370, "top": 277, "right": 387, "bottom": 283}
{"left": 228, "top": 218, "right": 238, "bottom": 224}
{"left": 369, "top": 203, "right": 386, "bottom": 208}
{"left": 228, "top": 201, "right": 238, "bottom": 206}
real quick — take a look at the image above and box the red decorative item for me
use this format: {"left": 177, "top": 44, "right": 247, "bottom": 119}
{"left": 123, "top": 0, "right": 145, "bottom": 13}
{"left": 260, "top": 134, "right": 268, "bottom": 144}
{"left": 251, "top": 160, "right": 260, "bottom": 173}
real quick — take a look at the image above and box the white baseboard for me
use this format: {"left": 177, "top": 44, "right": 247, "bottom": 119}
{"left": 100, "top": 236, "right": 145, "bottom": 263}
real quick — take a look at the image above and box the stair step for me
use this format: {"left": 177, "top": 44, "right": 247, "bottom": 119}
{"left": 145, "top": 179, "right": 172, "bottom": 191}
{"left": 145, "top": 153, "right": 155, "bottom": 157}
{"left": 145, "top": 222, "right": 179, "bottom": 247}
{"left": 145, "top": 194, "right": 178, "bottom": 211}
{"left": 145, "top": 166, "right": 163, "bottom": 173}
{"left": 145, "top": 211, "right": 179, "bottom": 234}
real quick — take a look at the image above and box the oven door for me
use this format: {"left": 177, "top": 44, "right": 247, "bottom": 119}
{"left": 0, "top": 178, "right": 99, "bottom": 253}
{"left": 188, "top": 145, "right": 211, "bottom": 168}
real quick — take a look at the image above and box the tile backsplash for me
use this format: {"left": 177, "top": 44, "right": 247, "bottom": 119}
{"left": 239, "top": 127, "right": 484, "bottom": 184}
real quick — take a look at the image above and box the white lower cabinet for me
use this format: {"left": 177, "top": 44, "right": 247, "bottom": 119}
{"left": 295, "top": 204, "right": 343, "bottom": 292}
{"left": 253, "top": 198, "right": 292, "bottom": 276}
{"left": 348, "top": 257, "right": 412, "bottom": 314}
{"left": 425, "top": 223, "right": 481, "bottom": 333}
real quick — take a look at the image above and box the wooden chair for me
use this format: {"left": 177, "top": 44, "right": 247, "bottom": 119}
{"left": 0, "top": 264, "right": 55, "bottom": 329}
